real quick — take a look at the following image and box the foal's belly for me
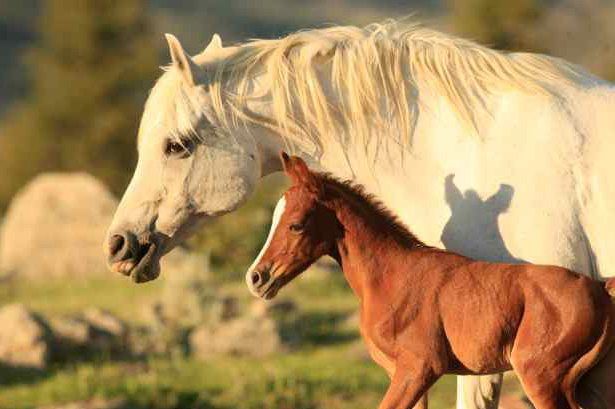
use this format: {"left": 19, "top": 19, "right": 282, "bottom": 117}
{"left": 445, "top": 342, "right": 514, "bottom": 375}
{"left": 438, "top": 269, "right": 524, "bottom": 374}
{"left": 442, "top": 313, "right": 517, "bottom": 375}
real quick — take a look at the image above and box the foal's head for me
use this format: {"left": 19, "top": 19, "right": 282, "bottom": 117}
{"left": 246, "top": 153, "right": 342, "bottom": 299}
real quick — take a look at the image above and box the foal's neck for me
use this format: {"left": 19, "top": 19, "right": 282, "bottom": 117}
{"left": 321, "top": 179, "right": 426, "bottom": 301}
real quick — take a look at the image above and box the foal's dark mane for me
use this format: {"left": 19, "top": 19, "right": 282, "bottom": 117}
{"left": 316, "top": 172, "right": 429, "bottom": 249}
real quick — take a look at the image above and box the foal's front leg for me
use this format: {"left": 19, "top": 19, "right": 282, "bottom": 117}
{"left": 379, "top": 363, "right": 437, "bottom": 409}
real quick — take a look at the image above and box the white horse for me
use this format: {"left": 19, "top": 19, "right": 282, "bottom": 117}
{"left": 104, "top": 22, "right": 615, "bottom": 409}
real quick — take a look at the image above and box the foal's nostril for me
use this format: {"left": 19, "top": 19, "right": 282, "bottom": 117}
{"left": 251, "top": 271, "right": 261, "bottom": 286}
{"left": 108, "top": 234, "right": 125, "bottom": 257}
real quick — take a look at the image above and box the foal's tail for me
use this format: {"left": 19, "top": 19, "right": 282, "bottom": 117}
{"left": 563, "top": 297, "right": 615, "bottom": 409}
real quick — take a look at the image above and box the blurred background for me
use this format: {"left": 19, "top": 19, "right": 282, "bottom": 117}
{"left": 0, "top": 1, "right": 613, "bottom": 408}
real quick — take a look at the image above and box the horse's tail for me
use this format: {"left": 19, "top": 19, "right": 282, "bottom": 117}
{"left": 563, "top": 296, "right": 615, "bottom": 409}
{"left": 606, "top": 278, "right": 615, "bottom": 298}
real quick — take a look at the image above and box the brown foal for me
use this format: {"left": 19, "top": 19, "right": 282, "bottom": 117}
{"left": 247, "top": 153, "right": 615, "bottom": 409}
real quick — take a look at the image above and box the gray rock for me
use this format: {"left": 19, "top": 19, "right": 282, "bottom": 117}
{"left": 154, "top": 251, "right": 220, "bottom": 328}
{"left": 189, "top": 315, "right": 282, "bottom": 359}
{"left": 50, "top": 309, "right": 128, "bottom": 356}
{"left": 249, "top": 298, "right": 297, "bottom": 318}
{"left": 0, "top": 304, "right": 51, "bottom": 369}
{"left": 49, "top": 317, "right": 91, "bottom": 346}
{"left": 0, "top": 173, "right": 117, "bottom": 279}
{"left": 82, "top": 308, "right": 127, "bottom": 338}
{"left": 160, "top": 248, "right": 212, "bottom": 280}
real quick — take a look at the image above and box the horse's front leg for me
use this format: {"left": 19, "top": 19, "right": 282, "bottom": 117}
{"left": 456, "top": 374, "right": 503, "bottom": 409}
{"left": 378, "top": 364, "right": 437, "bottom": 409}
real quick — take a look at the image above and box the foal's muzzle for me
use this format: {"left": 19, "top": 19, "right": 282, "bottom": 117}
{"left": 247, "top": 265, "right": 279, "bottom": 299}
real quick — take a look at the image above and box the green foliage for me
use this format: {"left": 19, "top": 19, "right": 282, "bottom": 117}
{"left": 0, "top": 0, "right": 158, "bottom": 211}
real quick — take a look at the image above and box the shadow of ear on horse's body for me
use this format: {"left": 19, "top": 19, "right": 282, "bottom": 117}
{"left": 441, "top": 174, "right": 527, "bottom": 264}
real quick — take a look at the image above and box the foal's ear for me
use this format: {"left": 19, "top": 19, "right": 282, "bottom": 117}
{"left": 280, "top": 152, "right": 321, "bottom": 193}
{"left": 165, "top": 33, "right": 197, "bottom": 86}
{"left": 280, "top": 151, "right": 310, "bottom": 183}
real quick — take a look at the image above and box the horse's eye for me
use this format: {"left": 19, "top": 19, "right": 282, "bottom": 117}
{"left": 289, "top": 223, "right": 304, "bottom": 232}
{"left": 164, "top": 139, "right": 194, "bottom": 157}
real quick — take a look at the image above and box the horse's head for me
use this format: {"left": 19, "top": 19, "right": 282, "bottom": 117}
{"left": 246, "top": 153, "right": 342, "bottom": 299}
{"left": 104, "top": 34, "right": 263, "bottom": 283}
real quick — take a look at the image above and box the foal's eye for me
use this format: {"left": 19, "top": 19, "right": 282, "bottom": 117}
{"left": 164, "top": 139, "right": 194, "bottom": 158}
{"left": 289, "top": 223, "right": 304, "bottom": 232}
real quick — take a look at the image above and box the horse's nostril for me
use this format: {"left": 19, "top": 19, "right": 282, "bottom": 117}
{"left": 107, "top": 232, "right": 137, "bottom": 264}
{"left": 109, "top": 234, "right": 125, "bottom": 257}
{"left": 252, "top": 271, "right": 261, "bottom": 285}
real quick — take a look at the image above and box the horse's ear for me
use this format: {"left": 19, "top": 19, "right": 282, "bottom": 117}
{"left": 203, "top": 33, "right": 223, "bottom": 54}
{"left": 165, "top": 33, "right": 197, "bottom": 86}
{"left": 280, "top": 152, "right": 321, "bottom": 193}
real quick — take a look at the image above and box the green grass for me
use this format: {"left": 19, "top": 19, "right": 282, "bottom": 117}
{"left": 0, "top": 276, "right": 164, "bottom": 323}
{"left": 0, "top": 267, "right": 520, "bottom": 409}
{"left": 0, "top": 351, "right": 459, "bottom": 409}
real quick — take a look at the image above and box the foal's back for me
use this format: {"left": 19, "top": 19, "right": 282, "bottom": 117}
{"left": 387, "top": 247, "right": 614, "bottom": 407}
{"left": 430, "top": 255, "right": 608, "bottom": 366}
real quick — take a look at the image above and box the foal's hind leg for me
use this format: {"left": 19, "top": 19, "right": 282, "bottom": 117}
{"left": 577, "top": 345, "right": 615, "bottom": 409}
{"left": 512, "top": 361, "right": 573, "bottom": 409}
{"left": 520, "top": 386, "right": 569, "bottom": 409}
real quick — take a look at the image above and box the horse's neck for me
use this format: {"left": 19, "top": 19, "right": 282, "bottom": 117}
{"left": 243, "top": 60, "right": 423, "bottom": 177}
{"left": 248, "top": 69, "right": 455, "bottom": 233}
{"left": 326, "top": 195, "right": 421, "bottom": 303}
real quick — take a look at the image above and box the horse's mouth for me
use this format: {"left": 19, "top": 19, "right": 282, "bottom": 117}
{"left": 129, "top": 242, "right": 160, "bottom": 283}
{"left": 110, "top": 241, "right": 160, "bottom": 283}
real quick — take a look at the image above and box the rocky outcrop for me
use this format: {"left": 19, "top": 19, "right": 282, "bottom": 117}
{"left": 0, "top": 173, "right": 117, "bottom": 279}
{"left": 49, "top": 308, "right": 128, "bottom": 357}
{"left": 189, "top": 314, "right": 282, "bottom": 359}
{"left": 0, "top": 304, "right": 52, "bottom": 369}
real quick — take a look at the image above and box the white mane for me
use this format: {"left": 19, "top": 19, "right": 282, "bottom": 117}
{"left": 151, "top": 21, "right": 595, "bottom": 152}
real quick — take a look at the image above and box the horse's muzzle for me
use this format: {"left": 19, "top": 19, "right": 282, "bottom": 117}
{"left": 106, "top": 231, "right": 160, "bottom": 283}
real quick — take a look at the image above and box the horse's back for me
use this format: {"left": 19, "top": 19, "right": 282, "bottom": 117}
{"left": 574, "top": 84, "right": 615, "bottom": 280}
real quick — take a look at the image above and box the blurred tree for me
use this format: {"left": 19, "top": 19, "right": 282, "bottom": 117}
{"left": 0, "top": 0, "right": 157, "bottom": 211}
{"left": 536, "top": 0, "right": 615, "bottom": 82}
{"left": 449, "top": 0, "right": 548, "bottom": 51}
